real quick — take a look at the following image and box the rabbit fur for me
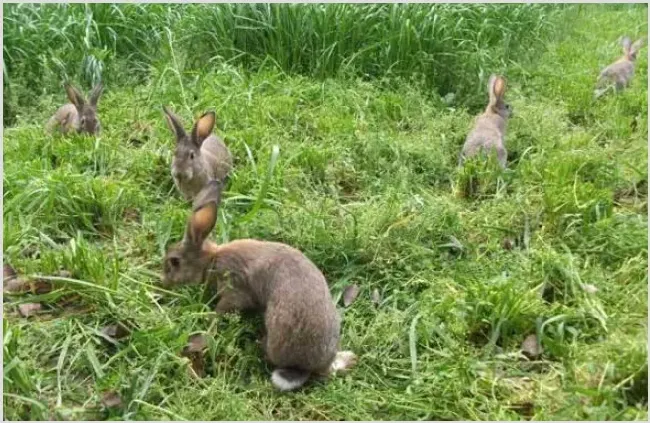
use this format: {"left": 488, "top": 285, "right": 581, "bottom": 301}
{"left": 162, "top": 181, "right": 356, "bottom": 391}
{"left": 460, "top": 74, "right": 512, "bottom": 168}
{"left": 595, "top": 36, "right": 645, "bottom": 98}
{"left": 163, "top": 106, "right": 233, "bottom": 202}
{"left": 46, "top": 82, "right": 103, "bottom": 135}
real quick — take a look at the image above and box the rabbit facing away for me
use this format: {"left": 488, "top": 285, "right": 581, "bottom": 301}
{"left": 163, "top": 106, "right": 233, "bottom": 202}
{"left": 595, "top": 36, "right": 645, "bottom": 98}
{"left": 459, "top": 75, "right": 512, "bottom": 169}
{"left": 45, "top": 83, "right": 103, "bottom": 135}
{"left": 162, "top": 181, "right": 357, "bottom": 391}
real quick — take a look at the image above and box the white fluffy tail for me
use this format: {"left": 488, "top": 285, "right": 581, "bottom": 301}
{"left": 271, "top": 368, "right": 310, "bottom": 392}
{"left": 328, "top": 350, "right": 358, "bottom": 375}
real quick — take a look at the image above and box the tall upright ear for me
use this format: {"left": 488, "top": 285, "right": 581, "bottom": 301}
{"left": 185, "top": 180, "right": 223, "bottom": 248}
{"left": 487, "top": 74, "right": 498, "bottom": 106}
{"left": 65, "top": 83, "right": 85, "bottom": 110}
{"left": 621, "top": 36, "right": 632, "bottom": 53}
{"left": 184, "top": 201, "right": 218, "bottom": 249}
{"left": 162, "top": 105, "right": 187, "bottom": 140}
{"left": 190, "top": 111, "right": 216, "bottom": 148}
{"left": 88, "top": 82, "right": 104, "bottom": 107}
{"left": 493, "top": 76, "right": 507, "bottom": 99}
{"left": 631, "top": 38, "right": 644, "bottom": 54}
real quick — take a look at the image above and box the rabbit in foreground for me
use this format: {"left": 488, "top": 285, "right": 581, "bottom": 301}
{"left": 163, "top": 106, "right": 233, "bottom": 202}
{"left": 45, "top": 83, "right": 103, "bottom": 135}
{"left": 459, "top": 74, "right": 512, "bottom": 169}
{"left": 595, "top": 36, "right": 645, "bottom": 98}
{"left": 162, "top": 181, "right": 357, "bottom": 391}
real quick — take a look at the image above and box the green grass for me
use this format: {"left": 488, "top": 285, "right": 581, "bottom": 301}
{"left": 3, "top": 4, "right": 648, "bottom": 421}
{"left": 3, "top": 3, "right": 560, "bottom": 125}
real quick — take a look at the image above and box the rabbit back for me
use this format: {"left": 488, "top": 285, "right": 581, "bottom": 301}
{"left": 214, "top": 239, "right": 341, "bottom": 373}
{"left": 201, "top": 134, "right": 233, "bottom": 182}
{"left": 599, "top": 59, "right": 634, "bottom": 90}
{"left": 263, "top": 256, "right": 341, "bottom": 373}
{"left": 461, "top": 114, "right": 507, "bottom": 167}
{"left": 46, "top": 103, "right": 79, "bottom": 134}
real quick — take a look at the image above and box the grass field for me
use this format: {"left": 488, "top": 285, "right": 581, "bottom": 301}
{"left": 3, "top": 4, "right": 648, "bottom": 421}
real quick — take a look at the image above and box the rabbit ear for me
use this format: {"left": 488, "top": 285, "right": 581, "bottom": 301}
{"left": 162, "top": 105, "right": 187, "bottom": 140}
{"left": 493, "top": 76, "right": 507, "bottom": 99}
{"left": 487, "top": 74, "right": 506, "bottom": 106}
{"left": 184, "top": 185, "right": 221, "bottom": 249}
{"left": 631, "top": 38, "right": 644, "bottom": 54}
{"left": 184, "top": 203, "right": 217, "bottom": 249}
{"left": 487, "top": 75, "right": 497, "bottom": 106}
{"left": 622, "top": 36, "right": 632, "bottom": 53}
{"left": 190, "top": 111, "right": 216, "bottom": 148}
{"left": 88, "top": 82, "right": 104, "bottom": 107}
{"left": 65, "top": 83, "right": 85, "bottom": 110}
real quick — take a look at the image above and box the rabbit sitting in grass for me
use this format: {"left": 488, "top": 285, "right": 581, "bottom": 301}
{"left": 459, "top": 74, "right": 512, "bottom": 169}
{"left": 46, "top": 82, "right": 103, "bottom": 135}
{"left": 162, "top": 106, "right": 232, "bottom": 202}
{"left": 595, "top": 36, "right": 645, "bottom": 98}
{"left": 161, "top": 181, "right": 357, "bottom": 391}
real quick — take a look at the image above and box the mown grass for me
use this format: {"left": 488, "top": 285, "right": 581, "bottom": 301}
{"left": 3, "top": 4, "right": 648, "bottom": 421}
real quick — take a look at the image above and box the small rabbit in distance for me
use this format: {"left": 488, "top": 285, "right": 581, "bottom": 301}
{"left": 595, "top": 36, "right": 645, "bottom": 98}
{"left": 460, "top": 74, "right": 512, "bottom": 168}
{"left": 162, "top": 181, "right": 357, "bottom": 391}
{"left": 163, "top": 106, "right": 233, "bottom": 202}
{"left": 46, "top": 82, "right": 103, "bottom": 135}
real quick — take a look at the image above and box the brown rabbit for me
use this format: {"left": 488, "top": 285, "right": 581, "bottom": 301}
{"left": 163, "top": 106, "right": 233, "bottom": 202}
{"left": 459, "top": 75, "right": 512, "bottom": 169}
{"left": 46, "top": 82, "right": 103, "bottom": 135}
{"left": 595, "top": 36, "right": 645, "bottom": 98}
{"left": 162, "top": 181, "right": 357, "bottom": 391}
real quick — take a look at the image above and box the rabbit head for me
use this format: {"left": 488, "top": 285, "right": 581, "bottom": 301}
{"left": 162, "top": 180, "right": 223, "bottom": 288}
{"left": 163, "top": 106, "right": 216, "bottom": 185}
{"left": 622, "top": 36, "right": 644, "bottom": 62}
{"left": 65, "top": 83, "right": 103, "bottom": 134}
{"left": 485, "top": 74, "right": 512, "bottom": 119}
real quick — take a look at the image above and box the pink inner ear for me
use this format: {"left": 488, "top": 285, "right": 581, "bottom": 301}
{"left": 190, "top": 204, "right": 216, "bottom": 244}
{"left": 494, "top": 78, "right": 506, "bottom": 97}
{"left": 195, "top": 114, "right": 215, "bottom": 140}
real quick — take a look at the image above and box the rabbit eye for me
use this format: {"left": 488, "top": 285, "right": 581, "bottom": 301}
{"left": 189, "top": 151, "right": 195, "bottom": 160}
{"left": 169, "top": 257, "right": 180, "bottom": 268}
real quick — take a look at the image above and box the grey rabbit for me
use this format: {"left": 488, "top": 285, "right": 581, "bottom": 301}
{"left": 459, "top": 74, "right": 512, "bottom": 168}
{"left": 595, "top": 36, "right": 645, "bottom": 98}
{"left": 45, "top": 82, "right": 103, "bottom": 135}
{"left": 161, "top": 181, "right": 357, "bottom": 391}
{"left": 162, "top": 106, "right": 233, "bottom": 202}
